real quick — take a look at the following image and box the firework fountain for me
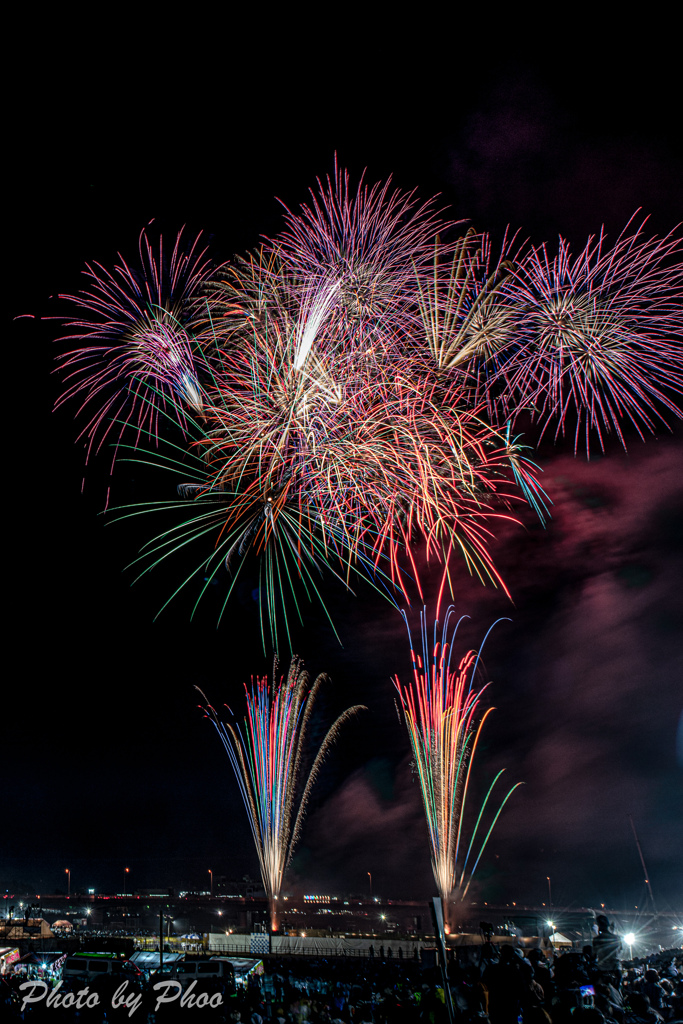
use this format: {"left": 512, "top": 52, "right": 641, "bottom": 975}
{"left": 197, "top": 659, "right": 364, "bottom": 931}
{"left": 394, "top": 583, "right": 522, "bottom": 928}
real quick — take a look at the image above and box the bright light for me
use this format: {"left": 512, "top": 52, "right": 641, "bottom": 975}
{"left": 547, "top": 921, "right": 554, "bottom": 928}
{"left": 624, "top": 932, "right": 635, "bottom": 945}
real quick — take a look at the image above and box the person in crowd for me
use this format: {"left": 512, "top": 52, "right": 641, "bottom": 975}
{"left": 624, "top": 992, "right": 664, "bottom": 1024}
{"left": 482, "top": 945, "right": 535, "bottom": 1024}
{"left": 593, "top": 917, "right": 623, "bottom": 988}
{"left": 641, "top": 969, "right": 666, "bottom": 1013}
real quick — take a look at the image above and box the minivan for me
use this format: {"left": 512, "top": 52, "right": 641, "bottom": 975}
{"left": 62, "top": 954, "right": 142, "bottom": 982}
{"left": 170, "top": 958, "right": 235, "bottom": 992}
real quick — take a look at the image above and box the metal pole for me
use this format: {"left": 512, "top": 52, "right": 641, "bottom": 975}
{"left": 159, "top": 907, "right": 164, "bottom": 975}
{"left": 430, "top": 898, "right": 455, "bottom": 1024}
{"left": 628, "top": 814, "right": 657, "bottom": 914}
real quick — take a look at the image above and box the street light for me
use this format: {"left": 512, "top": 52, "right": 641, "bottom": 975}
{"left": 65, "top": 869, "right": 70, "bottom": 898}
{"left": 208, "top": 869, "right": 213, "bottom": 897}
{"left": 547, "top": 877, "right": 552, "bottom": 907}
{"left": 124, "top": 867, "right": 130, "bottom": 895}
{"left": 367, "top": 872, "right": 372, "bottom": 901}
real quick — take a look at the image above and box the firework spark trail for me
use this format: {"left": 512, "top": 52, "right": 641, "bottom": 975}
{"left": 393, "top": 599, "right": 522, "bottom": 910}
{"left": 196, "top": 660, "right": 364, "bottom": 929}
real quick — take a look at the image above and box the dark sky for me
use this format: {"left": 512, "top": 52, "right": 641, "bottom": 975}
{"left": 7, "top": 16, "right": 682, "bottom": 914}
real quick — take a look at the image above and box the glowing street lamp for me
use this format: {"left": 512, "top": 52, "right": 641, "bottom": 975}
{"left": 208, "top": 869, "right": 213, "bottom": 897}
{"left": 65, "top": 869, "right": 70, "bottom": 898}
{"left": 124, "top": 867, "right": 130, "bottom": 895}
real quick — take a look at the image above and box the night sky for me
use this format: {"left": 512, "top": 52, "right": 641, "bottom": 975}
{"left": 7, "top": 15, "right": 682, "bottom": 915}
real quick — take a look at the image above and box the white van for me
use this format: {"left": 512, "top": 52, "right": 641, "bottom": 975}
{"left": 171, "top": 958, "right": 235, "bottom": 991}
{"left": 62, "top": 954, "right": 143, "bottom": 983}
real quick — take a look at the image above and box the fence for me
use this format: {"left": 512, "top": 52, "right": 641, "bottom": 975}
{"left": 208, "top": 934, "right": 426, "bottom": 960}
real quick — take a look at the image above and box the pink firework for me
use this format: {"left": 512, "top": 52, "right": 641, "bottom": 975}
{"left": 55, "top": 225, "right": 218, "bottom": 459}
{"left": 496, "top": 214, "right": 683, "bottom": 452}
{"left": 271, "top": 157, "right": 462, "bottom": 354}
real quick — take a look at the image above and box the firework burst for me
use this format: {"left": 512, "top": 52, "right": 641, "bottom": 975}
{"left": 494, "top": 214, "right": 683, "bottom": 452}
{"left": 414, "top": 229, "right": 519, "bottom": 374}
{"left": 54, "top": 169, "right": 681, "bottom": 642}
{"left": 271, "top": 158, "right": 461, "bottom": 353}
{"left": 55, "top": 225, "right": 217, "bottom": 460}
{"left": 197, "top": 659, "right": 364, "bottom": 930}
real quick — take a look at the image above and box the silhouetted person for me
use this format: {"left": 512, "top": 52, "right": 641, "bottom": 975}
{"left": 593, "top": 916, "right": 622, "bottom": 987}
{"left": 482, "top": 946, "right": 533, "bottom": 1024}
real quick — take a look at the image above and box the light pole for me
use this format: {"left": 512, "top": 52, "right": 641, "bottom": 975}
{"left": 547, "top": 876, "right": 552, "bottom": 907}
{"left": 624, "top": 932, "right": 635, "bottom": 960}
{"left": 65, "top": 869, "right": 70, "bottom": 898}
{"left": 124, "top": 867, "right": 130, "bottom": 895}
{"left": 208, "top": 869, "right": 213, "bottom": 897}
{"left": 367, "top": 872, "right": 372, "bottom": 901}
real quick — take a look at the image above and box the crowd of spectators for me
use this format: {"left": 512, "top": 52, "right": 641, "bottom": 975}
{"left": 1, "top": 917, "right": 681, "bottom": 1023}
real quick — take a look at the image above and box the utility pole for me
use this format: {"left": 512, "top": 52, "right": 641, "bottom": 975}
{"left": 628, "top": 814, "right": 657, "bottom": 914}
